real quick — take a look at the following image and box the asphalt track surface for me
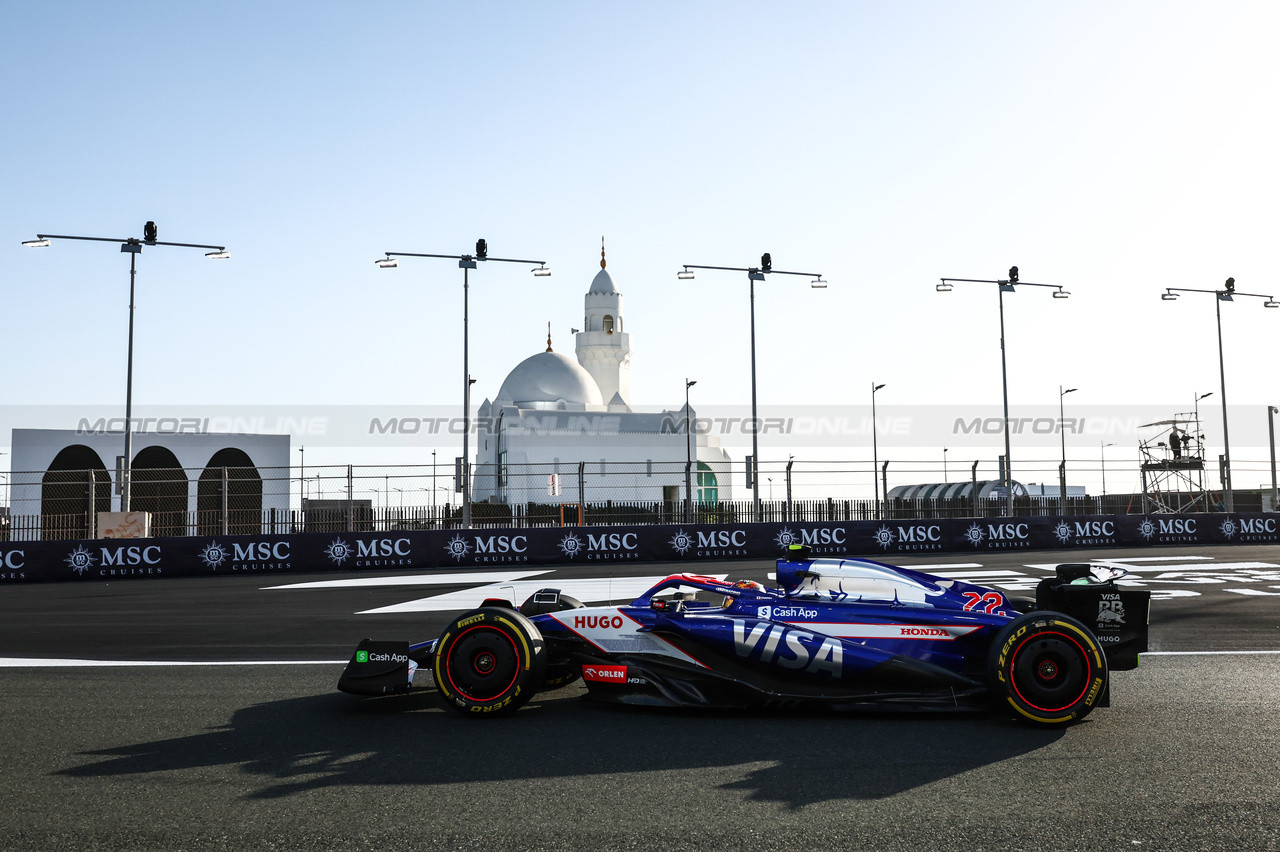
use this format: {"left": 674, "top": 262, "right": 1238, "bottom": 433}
{"left": 2, "top": 544, "right": 1279, "bottom": 851}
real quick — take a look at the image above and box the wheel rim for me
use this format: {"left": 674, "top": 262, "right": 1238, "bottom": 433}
{"left": 1009, "top": 631, "right": 1092, "bottom": 713}
{"left": 443, "top": 625, "right": 520, "bottom": 702}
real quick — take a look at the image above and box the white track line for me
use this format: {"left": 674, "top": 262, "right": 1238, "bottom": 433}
{"left": 263, "top": 570, "right": 551, "bottom": 590}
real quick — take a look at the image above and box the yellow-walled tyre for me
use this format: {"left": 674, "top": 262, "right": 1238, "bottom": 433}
{"left": 433, "top": 608, "right": 547, "bottom": 717}
{"left": 988, "top": 612, "right": 1108, "bottom": 726}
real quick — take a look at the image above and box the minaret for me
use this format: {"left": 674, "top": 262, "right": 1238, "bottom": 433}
{"left": 575, "top": 238, "right": 632, "bottom": 408}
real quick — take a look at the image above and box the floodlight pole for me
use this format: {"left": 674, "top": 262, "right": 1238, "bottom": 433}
{"left": 378, "top": 243, "right": 550, "bottom": 529}
{"left": 1269, "top": 406, "right": 1279, "bottom": 511}
{"left": 938, "top": 269, "right": 1071, "bottom": 517}
{"left": 1162, "top": 280, "right": 1280, "bottom": 513}
{"left": 23, "top": 224, "right": 229, "bottom": 512}
{"left": 685, "top": 379, "right": 696, "bottom": 523}
{"left": 678, "top": 259, "right": 825, "bottom": 522}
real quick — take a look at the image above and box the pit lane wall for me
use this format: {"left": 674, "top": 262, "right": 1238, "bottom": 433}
{"left": 2, "top": 513, "right": 1278, "bottom": 585}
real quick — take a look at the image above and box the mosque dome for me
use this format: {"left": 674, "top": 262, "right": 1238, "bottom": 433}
{"left": 587, "top": 267, "right": 619, "bottom": 295}
{"left": 495, "top": 351, "right": 604, "bottom": 408}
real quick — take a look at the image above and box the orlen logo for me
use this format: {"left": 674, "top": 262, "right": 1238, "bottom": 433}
{"left": 582, "top": 665, "right": 627, "bottom": 683}
{"left": 573, "top": 614, "right": 626, "bottom": 630}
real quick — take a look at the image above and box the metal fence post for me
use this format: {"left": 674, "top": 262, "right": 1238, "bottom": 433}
{"left": 221, "top": 467, "right": 229, "bottom": 536}
{"left": 578, "top": 461, "right": 586, "bottom": 522}
{"left": 88, "top": 469, "right": 96, "bottom": 539}
{"left": 971, "top": 460, "right": 979, "bottom": 518}
{"left": 347, "top": 464, "right": 354, "bottom": 532}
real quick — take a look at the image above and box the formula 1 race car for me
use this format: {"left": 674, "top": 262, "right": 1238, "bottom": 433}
{"left": 338, "top": 547, "right": 1150, "bottom": 726}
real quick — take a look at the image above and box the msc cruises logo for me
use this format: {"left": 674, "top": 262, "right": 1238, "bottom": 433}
{"left": 774, "top": 527, "right": 800, "bottom": 549}
{"left": 873, "top": 525, "right": 895, "bottom": 549}
{"left": 325, "top": 538, "right": 354, "bottom": 566}
{"left": 1053, "top": 521, "right": 1073, "bottom": 544}
{"left": 65, "top": 545, "right": 95, "bottom": 575}
{"left": 963, "top": 523, "right": 986, "bottom": 547}
{"left": 1219, "top": 518, "right": 1238, "bottom": 539}
{"left": 1137, "top": 518, "right": 1157, "bottom": 540}
{"left": 669, "top": 529, "right": 695, "bottom": 556}
{"left": 558, "top": 533, "right": 584, "bottom": 559}
{"left": 200, "top": 541, "right": 229, "bottom": 568}
{"left": 444, "top": 534, "right": 472, "bottom": 561}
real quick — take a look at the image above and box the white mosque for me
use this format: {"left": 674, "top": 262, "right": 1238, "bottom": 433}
{"left": 472, "top": 244, "right": 733, "bottom": 507}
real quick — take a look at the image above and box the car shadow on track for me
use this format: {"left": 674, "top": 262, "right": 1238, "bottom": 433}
{"left": 58, "top": 684, "right": 1068, "bottom": 807}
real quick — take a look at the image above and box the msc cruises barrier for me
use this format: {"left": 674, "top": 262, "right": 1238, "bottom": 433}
{"left": 0, "top": 513, "right": 1277, "bottom": 585}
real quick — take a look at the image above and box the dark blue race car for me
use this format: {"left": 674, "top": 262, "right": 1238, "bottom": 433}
{"left": 339, "top": 547, "right": 1150, "bottom": 726}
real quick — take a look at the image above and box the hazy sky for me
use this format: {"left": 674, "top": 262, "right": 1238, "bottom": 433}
{"left": 5, "top": 2, "right": 1279, "bottom": 483}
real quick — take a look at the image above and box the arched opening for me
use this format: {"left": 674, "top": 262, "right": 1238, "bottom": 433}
{"left": 197, "top": 448, "right": 262, "bottom": 535}
{"left": 696, "top": 462, "right": 718, "bottom": 506}
{"left": 603, "top": 315, "right": 614, "bottom": 334}
{"left": 41, "top": 445, "right": 111, "bottom": 540}
{"left": 131, "top": 446, "right": 189, "bottom": 537}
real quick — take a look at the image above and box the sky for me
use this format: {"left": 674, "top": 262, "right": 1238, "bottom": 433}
{"left": 4, "top": 1, "right": 1279, "bottom": 492}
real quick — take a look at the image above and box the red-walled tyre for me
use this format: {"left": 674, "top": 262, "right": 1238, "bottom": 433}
{"left": 988, "top": 611, "right": 1108, "bottom": 726}
{"left": 433, "top": 608, "right": 547, "bottom": 717}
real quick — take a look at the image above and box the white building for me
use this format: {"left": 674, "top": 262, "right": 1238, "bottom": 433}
{"left": 473, "top": 246, "right": 732, "bottom": 506}
{"left": 8, "top": 428, "right": 290, "bottom": 538}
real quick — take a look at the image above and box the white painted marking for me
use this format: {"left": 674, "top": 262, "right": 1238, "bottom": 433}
{"left": 1225, "top": 588, "right": 1280, "bottom": 597}
{"left": 0, "top": 658, "right": 344, "bottom": 668}
{"left": 358, "top": 575, "right": 728, "bottom": 614}
{"left": 1093, "top": 556, "right": 1214, "bottom": 563}
{"left": 1144, "top": 651, "right": 1280, "bottom": 656}
{"left": 929, "top": 570, "right": 1025, "bottom": 579}
{"left": 897, "top": 563, "right": 986, "bottom": 571}
{"left": 263, "top": 570, "right": 552, "bottom": 590}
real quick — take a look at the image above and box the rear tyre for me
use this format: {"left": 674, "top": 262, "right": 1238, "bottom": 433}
{"left": 433, "top": 608, "right": 547, "bottom": 717}
{"left": 988, "top": 611, "right": 1107, "bottom": 726}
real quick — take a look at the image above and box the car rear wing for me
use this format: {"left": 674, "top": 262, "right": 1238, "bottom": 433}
{"left": 1036, "top": 564, "right": 1150, "bottom": 671}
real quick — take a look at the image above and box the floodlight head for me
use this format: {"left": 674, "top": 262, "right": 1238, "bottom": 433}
{"left": 204, "top": 250, "right": 230, "bottom": 259}
{"left": 1008, "top": 265, "right": 1019, "bottom": 284}
{"left": 475, "top": 239, "right": 488, "bottom": 259}
{"left": 687, "top": 379, "right": 697, "bottom": 388}
{"left": 1265, "top": 299, "right": 1279, "bottom": 308}
{"left": 1052, "top": 289, "right": 1070, "bottom": 299}
{"left": 936, "top": 281, "right": 953, "bottom": 292}
{"left": 22, "top": 238, "right": 50, "bottom": 248}
{"left": 532, "top": 265, "right": 551, "bottom": 277}
{"left": 376, "top": 257, "right": 398, "bottom": 268}
{"left": 1162, "top": 292, "right": 1178, "bottom": 301}
{"left": 143, "top": 221, "right": 157, "bottom": 244}
{"left": 1063, "top": 387, "right": 1078, "bottom": 395}
{"left": 810, "top": 278, "right": 828, "bottom": 288}
{"left": 677, "top": 269, "right": 695, "bottom": 280}
{"left": 873, "top": 383, "right": 886, "bottom": 392}
{"left": 1225, "top": 277, "right": 1235, "bottom": 292}
{"left": 761, "top": 252, "right": 772, "bottom": 273}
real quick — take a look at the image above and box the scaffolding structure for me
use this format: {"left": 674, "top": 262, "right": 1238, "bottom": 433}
{"left": 1138, "top": 413, "right": 1215, "bottom": 513}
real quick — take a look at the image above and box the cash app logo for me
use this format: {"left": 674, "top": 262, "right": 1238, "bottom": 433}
{"left": 356, "top": 651, "right": 369, "bottom": 663}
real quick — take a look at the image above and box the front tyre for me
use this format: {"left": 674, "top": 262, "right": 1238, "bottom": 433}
{"left": 433, "top": 608, "right": 547, "bottom": 717}
{"left": 988, "top": 612, "right": 1107, "bottom": 726}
